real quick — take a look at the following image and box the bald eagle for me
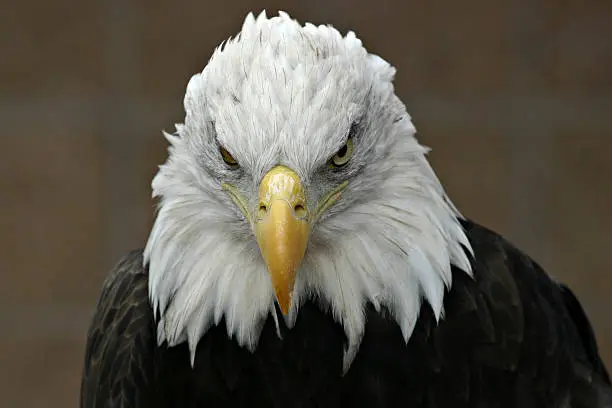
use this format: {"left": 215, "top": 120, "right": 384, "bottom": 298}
{"left": 80, "top": 11, "right": 611, "bottom": 408}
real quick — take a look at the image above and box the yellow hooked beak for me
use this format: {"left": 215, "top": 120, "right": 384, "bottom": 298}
{"left": 255, "top": 166, "right": 309, "bottom": 315}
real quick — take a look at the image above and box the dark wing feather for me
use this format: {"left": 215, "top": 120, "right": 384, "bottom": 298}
{"left": 557, "top": 283, "right": 612, "bottom": 407}
{"left": 80, "top": 250, "right": 156, "bottom": 408}
{"left": 559, "top": 283, "right": 610, "bottom": 384}
{"left": 462, "top": 220, "right": 612, "bottom": 408}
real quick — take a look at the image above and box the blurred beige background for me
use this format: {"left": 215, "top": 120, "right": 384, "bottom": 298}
{"left": 2, "top": 0, "right": 611, "bottom": 406}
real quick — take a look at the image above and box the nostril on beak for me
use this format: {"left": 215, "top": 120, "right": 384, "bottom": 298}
{"left": 294, "top": 203, "right": 307, "bottom": 218}
{"left": 258, "top": 203, "right": 268, "bottom": 218}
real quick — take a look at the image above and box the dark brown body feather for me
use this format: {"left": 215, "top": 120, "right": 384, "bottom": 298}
{"left": 80, "top": 220, "right": 612, "bottom": 407}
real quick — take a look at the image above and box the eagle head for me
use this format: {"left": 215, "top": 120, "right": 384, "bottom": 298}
{"left": 144, "top": 10, "right": 472, "bottom": 372}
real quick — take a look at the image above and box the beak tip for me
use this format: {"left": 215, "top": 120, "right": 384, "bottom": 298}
{"left": 276, "top": 295, "right": 292, "bottom": 316}
{"left": 279, "top": 304, "right": 290, "bottom": 316}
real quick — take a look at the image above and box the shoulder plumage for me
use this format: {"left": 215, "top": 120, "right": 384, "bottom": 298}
{"left": 80, "top": 250, "right": 156, "bottom": 408}
{"left": 458, "top": 219, "right": 612, "bottom": 405}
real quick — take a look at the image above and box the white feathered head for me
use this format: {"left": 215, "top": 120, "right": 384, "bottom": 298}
{"left": 144, "top": 11, "right": 472, "bottom": 372}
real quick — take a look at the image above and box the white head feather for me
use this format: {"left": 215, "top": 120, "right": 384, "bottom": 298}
{"left": 144, "top": 10, "right": 473, "bottom": 372}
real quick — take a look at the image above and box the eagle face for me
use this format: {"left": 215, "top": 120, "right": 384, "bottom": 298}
{"left": 144, "top": 11, "right": 472, "bottom": 370}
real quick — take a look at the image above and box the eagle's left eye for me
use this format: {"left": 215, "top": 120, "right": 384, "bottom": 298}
{"left": 220, "top": 147, "right": 239, "bottom": 167}
{"left": 331, "top": 137, "right": 354, "bottom": 167}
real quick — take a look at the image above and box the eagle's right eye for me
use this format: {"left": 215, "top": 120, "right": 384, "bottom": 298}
{"left": 220, "top": 147, "right": 239, "bottom": 167}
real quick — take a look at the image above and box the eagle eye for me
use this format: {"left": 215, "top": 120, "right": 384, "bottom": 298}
{"left": 220, "top": 146, "right": 239, "bottom": 167}
{"left": 331, "top": 137, "right": 354, "bottom": 167}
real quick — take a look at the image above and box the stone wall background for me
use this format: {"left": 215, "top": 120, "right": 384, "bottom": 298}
{"left": 2, "top": 1, "right": 611, "bottom": 406}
